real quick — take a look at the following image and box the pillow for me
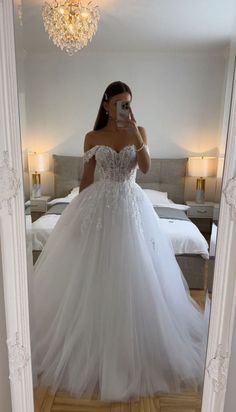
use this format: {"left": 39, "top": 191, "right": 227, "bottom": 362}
{"left": 48, "top": 191, "right": 78, "bottom": 206}
{"left": 70, "top": 186, "right": 80, "bottom": 194}
{"left": 155, "top": 203, "right": 190, "bottom": 211}
{"left": 143, "top": 189, "right": 170, "bottom": 206}
{"left": 142, "top": 189, "right": 189, "bottom": 211}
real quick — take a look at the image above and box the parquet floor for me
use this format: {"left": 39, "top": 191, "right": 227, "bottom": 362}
{"left": 34, "top": 290, "right": 207, "bottom": 412}
{"left": 34, "top": 386, "right": 202, "bottom": 412}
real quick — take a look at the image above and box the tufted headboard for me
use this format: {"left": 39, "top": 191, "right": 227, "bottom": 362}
{"left": 136, "top": 158, "right": 187, "bottom": 203}
{"left": 53, "top": 154, "right": 187, "bottom": 203}
{"left": 53, "top": 154, "right": 84, "bottom": 198}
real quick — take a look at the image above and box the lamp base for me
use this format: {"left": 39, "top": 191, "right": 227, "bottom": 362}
{"left": 196, "top": 189, "right": 205, "bottom": 204}
{"left": 195, "top": 178, "right": 205, "bottom": 204}
{"left": 31, "top": 173, "right": 41, "bottom": 198}
{"left": 31, "top": 184, "right": 41, "bottom": 199}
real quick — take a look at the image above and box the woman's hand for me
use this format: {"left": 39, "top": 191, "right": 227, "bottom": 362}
{"left": 120, "top": 106, "right": 144, "bottom": 147}
{"left": 125, "top": 107, "right": 150, "bottom": 173}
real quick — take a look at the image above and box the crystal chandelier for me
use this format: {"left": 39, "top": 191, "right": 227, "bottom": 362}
{"left": 42, "top": 0, "right": 100, "bottom": 56}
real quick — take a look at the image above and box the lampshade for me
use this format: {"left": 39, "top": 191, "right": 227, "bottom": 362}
{"left": 217, "top": 156, "right": 224, "bottom": 178}
{"left": 28, "top": 152, "right": 49, "bottom": 173}
{"left": 187, "top": 157, "right": 217, "bottom": 178}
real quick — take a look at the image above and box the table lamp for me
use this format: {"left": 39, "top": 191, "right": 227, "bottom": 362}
{"left": 28, "top": 152, "right": 49, "bottom": 198}
{"left": 187, "top": 157, "right": 217, "bottom": 203}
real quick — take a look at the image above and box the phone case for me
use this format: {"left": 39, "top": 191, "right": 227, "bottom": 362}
{"left": 116, "top": 101, "right": 130, "bottom": 128}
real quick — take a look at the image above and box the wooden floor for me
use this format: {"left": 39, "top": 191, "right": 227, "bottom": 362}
{"left": 34, "top": 386, "right": 202, "bottom": 412}
{"left": 190, "top": 289, "right": 209, "bottom": 309}
{"left": 34, "top": 290, "right": 207, "bottom": 412}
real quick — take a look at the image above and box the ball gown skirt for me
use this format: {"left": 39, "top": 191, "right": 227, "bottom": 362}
{"left": 30, "top": 144, "right": 210, "bottom": 402}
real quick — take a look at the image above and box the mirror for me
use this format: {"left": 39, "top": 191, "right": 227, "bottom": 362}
{"left": 12, "top": 0, "right": 236, "bottom": 410}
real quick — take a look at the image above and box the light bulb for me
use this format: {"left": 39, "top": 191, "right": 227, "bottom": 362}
{"left": 69, "top": 23, "right": 74, "bottom": 32}
{"left": 81, "top": 11, "right": 90, "bottom": 18}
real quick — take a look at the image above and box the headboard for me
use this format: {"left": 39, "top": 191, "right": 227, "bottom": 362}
{"left": 53, "top": 154, "right": 187, "bottom": 204}
{"left": 136, "top": 158, "right": 187, "bottom": 203}
{"left": 53, "top": 154, "right": 84, "bottom": 198}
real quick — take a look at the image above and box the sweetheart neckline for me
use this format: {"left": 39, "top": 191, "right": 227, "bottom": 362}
{"left": 92, "top": 144, "right": 135, "bottom": 155}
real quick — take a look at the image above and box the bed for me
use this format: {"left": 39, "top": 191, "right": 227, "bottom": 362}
{"left": 31, "top": 154, "right": 214, "bottom": 290}
{"left": 31, "top": 193, "right": 209, "bottom": 257}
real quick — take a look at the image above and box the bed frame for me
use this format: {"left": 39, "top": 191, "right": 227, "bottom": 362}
{"left": 34, "top": 154, "right": 214, "bottom": 291}
{"left": 53, "top": 154, "right": 187, "bottom": 202}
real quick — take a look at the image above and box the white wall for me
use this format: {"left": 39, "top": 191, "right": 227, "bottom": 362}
{"left": 20, "top": 50, "right": 228, "bottom": 199}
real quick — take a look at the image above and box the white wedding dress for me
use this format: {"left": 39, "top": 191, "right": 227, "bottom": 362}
{"left": 31, "top": 143, "right": 210, "bottom": 402}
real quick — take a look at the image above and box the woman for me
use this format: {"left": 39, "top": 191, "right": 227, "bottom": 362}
{"left": 31, "top": 81, "right": 210, "bottom": 402}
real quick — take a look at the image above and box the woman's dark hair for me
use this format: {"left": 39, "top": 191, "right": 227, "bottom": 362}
{"left": 93, "top": 81, "right": 132, "bottom": 131}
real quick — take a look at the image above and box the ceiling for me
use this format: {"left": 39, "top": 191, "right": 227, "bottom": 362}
{"left": 15, "top": 0, "right": 236, "bottom": 54}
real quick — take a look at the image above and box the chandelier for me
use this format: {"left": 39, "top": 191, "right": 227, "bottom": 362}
{"left": 42, "top": 0, "right": 100, "bottom": 56}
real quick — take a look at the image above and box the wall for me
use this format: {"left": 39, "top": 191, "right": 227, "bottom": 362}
{"left": 20, "top": 50, "right": 228, "bottom": 199}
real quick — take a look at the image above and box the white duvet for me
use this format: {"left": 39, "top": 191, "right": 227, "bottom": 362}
{"left": 159, "top": 219, "right": 209, "bottom": 259}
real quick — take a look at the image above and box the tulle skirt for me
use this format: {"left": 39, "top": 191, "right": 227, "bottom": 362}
{"left": 30, "top": 180, "right": 210, "bottom": 402}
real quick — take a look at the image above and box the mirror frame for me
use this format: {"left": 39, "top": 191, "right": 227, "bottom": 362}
{"left": 0, "top": 1, "right": 236, "bottom": 411}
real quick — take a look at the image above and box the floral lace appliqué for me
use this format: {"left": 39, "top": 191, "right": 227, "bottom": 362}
{"left": 80, "top": 145, "right": 149, "bottom": 235}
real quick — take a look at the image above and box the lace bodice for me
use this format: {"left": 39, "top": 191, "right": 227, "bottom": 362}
{"left": 81, "top": 143, "right": 150, "bottom": 236}
{"left": 83, "top": 144, "right": 149, "bottom": 183}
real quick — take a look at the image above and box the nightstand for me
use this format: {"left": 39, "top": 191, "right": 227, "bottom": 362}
{"left": 186, "top": 201, "right": 214, "bottom": 235}
{"left": 30, "top": 196, "right": 51, "bottom": 222}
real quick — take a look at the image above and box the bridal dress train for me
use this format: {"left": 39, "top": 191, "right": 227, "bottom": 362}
{"left": 30, "top": 143, "right": 210, "bottom": 402}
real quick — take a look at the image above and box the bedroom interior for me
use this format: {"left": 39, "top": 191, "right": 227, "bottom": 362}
{"left": 0, "top": 0, "right": 235, "bottom": 411}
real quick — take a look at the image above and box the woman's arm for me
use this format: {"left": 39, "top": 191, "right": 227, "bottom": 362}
{"left": 79, "top": 132, "right": 96, "bottom": 193}
{"left": 128, "top": 107, "right": 150, "bottom": 174}
{"left": 135, "top": 126, "right": 151, "bottom": 174}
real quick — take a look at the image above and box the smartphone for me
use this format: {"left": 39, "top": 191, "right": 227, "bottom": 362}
{"left": 116, "top": 100, "right": 130, "bottom": 128}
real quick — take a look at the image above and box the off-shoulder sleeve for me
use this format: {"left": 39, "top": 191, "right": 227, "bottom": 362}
{"left": 83, "top": 145, "right": 98, "bottom": 164}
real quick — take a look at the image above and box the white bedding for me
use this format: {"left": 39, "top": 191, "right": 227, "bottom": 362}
{"left": 159, "top": 219, "right": 209, "bottom": 259}
{"left": 32, "top": 214, "right": 61, "bottom": 251}
{"left": 31, "top": 194, "right": 209, "bottom": 259}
